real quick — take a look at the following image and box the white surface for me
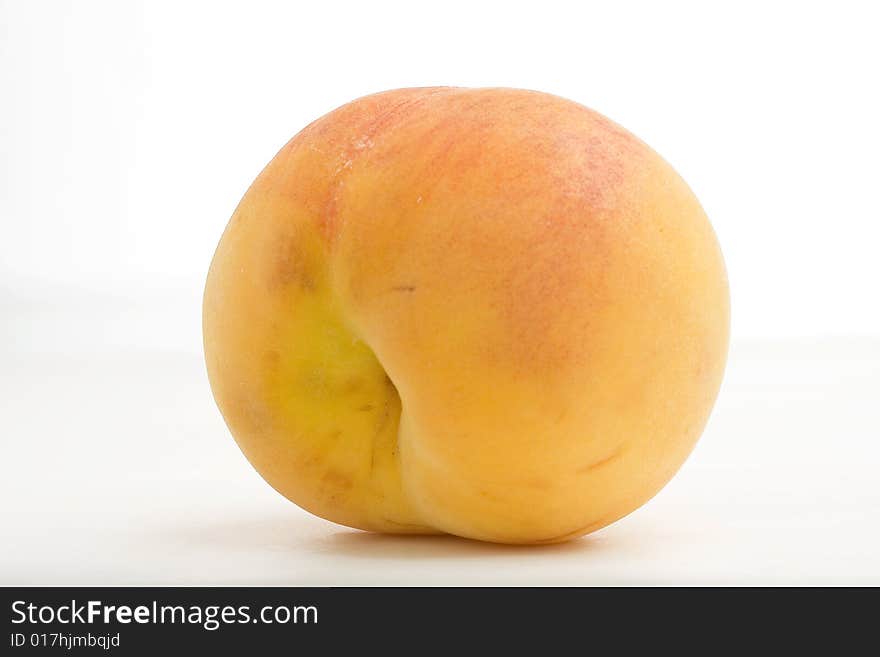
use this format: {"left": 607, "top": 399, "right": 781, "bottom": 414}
{"left": 1, "top": 303, "right": 878, "bottom": 585}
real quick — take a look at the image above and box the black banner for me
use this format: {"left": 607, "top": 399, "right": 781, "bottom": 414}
{"left": 1, "top": 587, "right": 874, "bottom": 653}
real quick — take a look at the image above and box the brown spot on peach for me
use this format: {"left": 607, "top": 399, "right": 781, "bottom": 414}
{"left": 577, "top": 447, "right": 624, "bottom": 474}
{"left": 322, "top": 469, "right": 354, "bottom": 490}
{"left": 273, "top": 236, "right": 316, "bottom": 292}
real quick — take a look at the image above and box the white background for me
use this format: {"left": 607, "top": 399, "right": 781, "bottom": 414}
{"left": 2, "top": 0, "right": 878, "bottom": 584}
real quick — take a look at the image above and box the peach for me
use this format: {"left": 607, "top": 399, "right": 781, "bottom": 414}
{"left": 203, "top": 87, "right": 729, "bottom": 544}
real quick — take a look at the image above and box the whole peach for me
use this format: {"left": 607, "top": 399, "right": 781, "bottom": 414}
{"left": 203, "top": 87, "right": 729, "bottom": 544}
